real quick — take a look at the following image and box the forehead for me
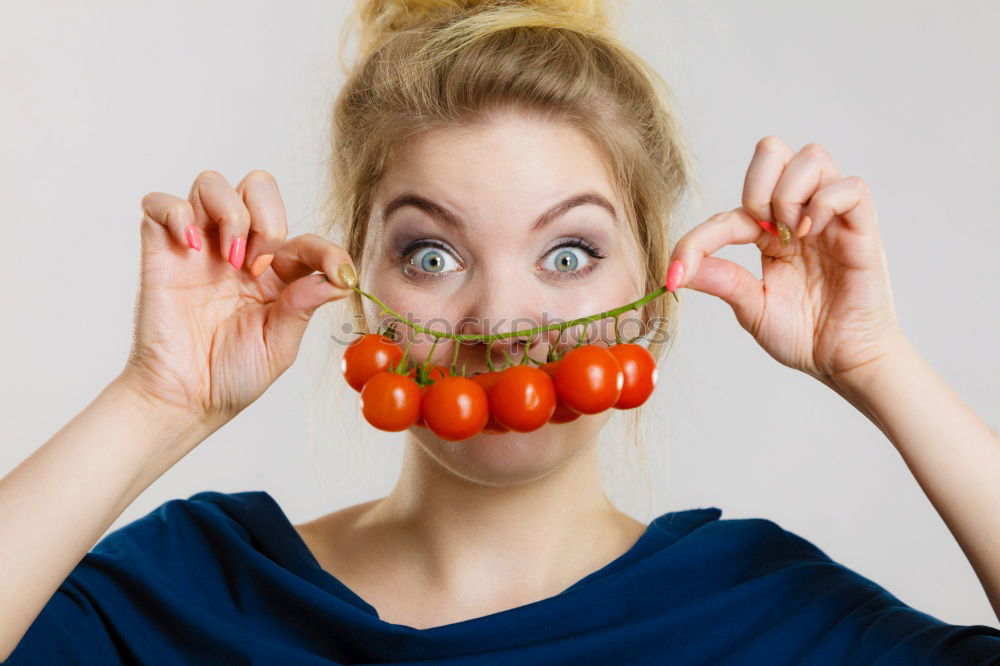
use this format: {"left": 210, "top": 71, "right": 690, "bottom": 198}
{"left": 375, "top": 113, "right": 621, "bottom": 217}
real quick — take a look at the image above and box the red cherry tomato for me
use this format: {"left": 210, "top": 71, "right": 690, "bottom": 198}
{"left": 359, "top": 372, "right": 422, "bottom": 431}
{"left": 608, "top": 343, "right": 657, "bottom": 409}
{"left": 421, "top": 377, "right": 489, "bottom": 441}
{"left": 341, "top": 334, "right": 404, "bottom": 392}
{"left": 539, "top": 361, "right": 581, "bottom": 424}
{"left": 408, "top": 364, "right": 449, "bottom": 428}
{"left": 470, "top": 372, "right": 510, "bottom": 434}
{"left": 414, "top": 384, "right": 430, "bottom": 428}
{"left": 553, "top": 345, "right": 623, "bottom": 414}
{"left": 408, "top": 364, "right": 449, "bottom": 384}
{"left": 488, "top": 365, "right": 555, "bottom": 432}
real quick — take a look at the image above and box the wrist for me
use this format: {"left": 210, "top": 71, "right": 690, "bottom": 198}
{"left": 105, "top": 373, "right": 211, "bottom": 458}
{"left": 820, "top": 329, "right": 924, "bottom": 436}
{"left": 826, "top": 328, "right": 916, "bottom": 399}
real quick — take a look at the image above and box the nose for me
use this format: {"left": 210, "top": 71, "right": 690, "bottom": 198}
{"left": 449, "top": 275, "right": 556, "bottom": 373}
{"left": 455, "top": 312, "right": 534, "bottom": 372}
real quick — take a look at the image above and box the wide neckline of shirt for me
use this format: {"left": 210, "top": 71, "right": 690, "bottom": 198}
{"left": 246, "top": 490, "right": 722, "bottom": 633}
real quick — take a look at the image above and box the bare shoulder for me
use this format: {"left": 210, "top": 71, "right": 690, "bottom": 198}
{"left": 292, "top": 498, "right": 381, "bottom": 567}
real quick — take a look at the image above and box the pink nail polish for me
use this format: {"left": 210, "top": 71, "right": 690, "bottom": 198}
{"left": 756, "top": 219, "right": 778, "bottom": 236}
{"left": 228, "top": 237, "right": 246, "bottom": 270}
{"left": 185, "top": 224, "right": 202, "bottom": 251}
{"left": 666, "top": 260, "right": 685, "bottom": 292}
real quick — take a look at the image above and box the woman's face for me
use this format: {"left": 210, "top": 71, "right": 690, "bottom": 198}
{"left": 362, "top": 110, "right": 645, "bottom": 486}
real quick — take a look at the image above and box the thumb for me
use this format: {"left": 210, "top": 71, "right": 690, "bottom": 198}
{"left": 263, "top": 273, "right": 351, "bottom": 364}
{"left": 680, "top": 255, "right": 764, "bottom": 332}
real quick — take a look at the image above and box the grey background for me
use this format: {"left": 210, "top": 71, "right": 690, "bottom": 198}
{"left": 1, "top": 1, "right": 997, "bottom": 628}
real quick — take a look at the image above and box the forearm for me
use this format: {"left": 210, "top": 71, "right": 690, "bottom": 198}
{"left": 0, "top": 376, "right": 208, "bottom": 660}
{"left": 830, "top": 336, "right": 1000, "bottom": 622}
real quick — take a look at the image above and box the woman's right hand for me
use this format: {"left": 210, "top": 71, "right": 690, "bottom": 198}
{"left": 118, "top": 169, "right": 357, "bottom": 435}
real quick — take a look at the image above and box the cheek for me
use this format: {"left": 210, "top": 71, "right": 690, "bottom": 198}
{"left": 542, "top": 267, "right": 644, "bottom": 346}
{"left": 363, "top": 255, "right": 455, "bottom": 327}
{"left": 360, "top": 282, "right": 464, "bottom": 367}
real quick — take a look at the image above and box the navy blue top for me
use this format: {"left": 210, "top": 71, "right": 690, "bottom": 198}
{"left": 6, "top": 490, "right": 1000, "bottom": 664}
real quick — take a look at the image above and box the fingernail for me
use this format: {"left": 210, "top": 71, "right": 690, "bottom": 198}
{"left": 228, "top": 237, "right": 246, "bottom": 270}
{"left": 185, "top": 224, "right": 202, "bottom": 251}
{"left": 776, "top": 222, "right": 792, "bottom": 246}
{"left": 665, "top": 259, "right": 685, "bottom": 293}
{"left": 756, "top": 219, "right": 779, "bottom": 236}
{"left": 796, "top": 215, "right": 813, "bottom": 238}
{"left": 249, "top": 253, "right": 273, "bottom": 278}
{"left": 337, "top": 261, "right": 357, "bottom": 288}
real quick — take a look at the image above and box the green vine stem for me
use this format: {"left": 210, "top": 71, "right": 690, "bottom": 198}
{"left": 354, "top": 284, "right": 677, "bottom": 380}
{"left": 355, "top": 285, "right": 675, "bottom": 343}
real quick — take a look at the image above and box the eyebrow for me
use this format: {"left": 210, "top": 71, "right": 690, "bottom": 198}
{"left": 380, "top": 191, "right": 619, "bottom": 232}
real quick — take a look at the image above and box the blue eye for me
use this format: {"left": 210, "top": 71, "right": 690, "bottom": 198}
{"left": 401, "top": 240, "right": 462, "bottom": 280}
{"left": 414, "top": 246, "right": 458, "bottom": 274}
{"left": 399, "top": 237, "right": 607, "bottom": 282}
{"left": 540, "top": 238, "right": 607, "bottom": 280}
{"left": 543, "top": 247, "right": 584, "bottom": 273}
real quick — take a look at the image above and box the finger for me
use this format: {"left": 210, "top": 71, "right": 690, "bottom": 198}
{"left": 235, "top": 170, "right": 288, "bottom": 278}
{"left": 269, "top": 233, "right": 358, "bottom": 290}
{"left": 188, "top": 170, "right": 252, "bottom": 270}
{"left": 264, "top": 272, "right": 353, "bottom": 368}
{"left": 667, "top": 208, "right": 766, "bottom": 326}
{"left": 802, "top": 176, "right": 877, "bottom": 239}
{"left": 683, "top": 255, "right": 764, "bottom": 332}
{"left": 771, "top": 143, "right": 842, "bottom": 237}
{"left": 742, "top": 136, "right": 796, "bottom": 233}
{"left": 140, "top": 192, "right": 199, "bottom": 251}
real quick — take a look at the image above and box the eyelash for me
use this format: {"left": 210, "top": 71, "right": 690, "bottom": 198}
{"left": 398, "top": 238, "right": 609, "bottom": 282}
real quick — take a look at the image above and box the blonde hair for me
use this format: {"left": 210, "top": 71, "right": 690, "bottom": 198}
{"left": 312, "top": 0, "right": 696, "bottom": 515}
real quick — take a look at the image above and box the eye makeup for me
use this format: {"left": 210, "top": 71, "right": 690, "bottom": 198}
{"left": 394, "top": 235, "right": 609, "bottom": 282}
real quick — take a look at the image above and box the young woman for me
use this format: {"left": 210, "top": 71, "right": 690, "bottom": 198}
{"left": 2, "top": 1, "right": 999, "bottom": 663}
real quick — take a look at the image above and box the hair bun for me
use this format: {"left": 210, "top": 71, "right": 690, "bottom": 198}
{"left": 343, "top": 0, "right": 620, "bottom": 66}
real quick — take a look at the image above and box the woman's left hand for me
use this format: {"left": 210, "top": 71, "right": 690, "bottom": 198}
{"left": 666, "top": 136, "right": 907, "bottom": 391}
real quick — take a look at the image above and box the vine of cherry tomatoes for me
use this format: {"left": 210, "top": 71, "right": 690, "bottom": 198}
{"left": 342, "top": 333, "right": 658, "bottom": 442}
